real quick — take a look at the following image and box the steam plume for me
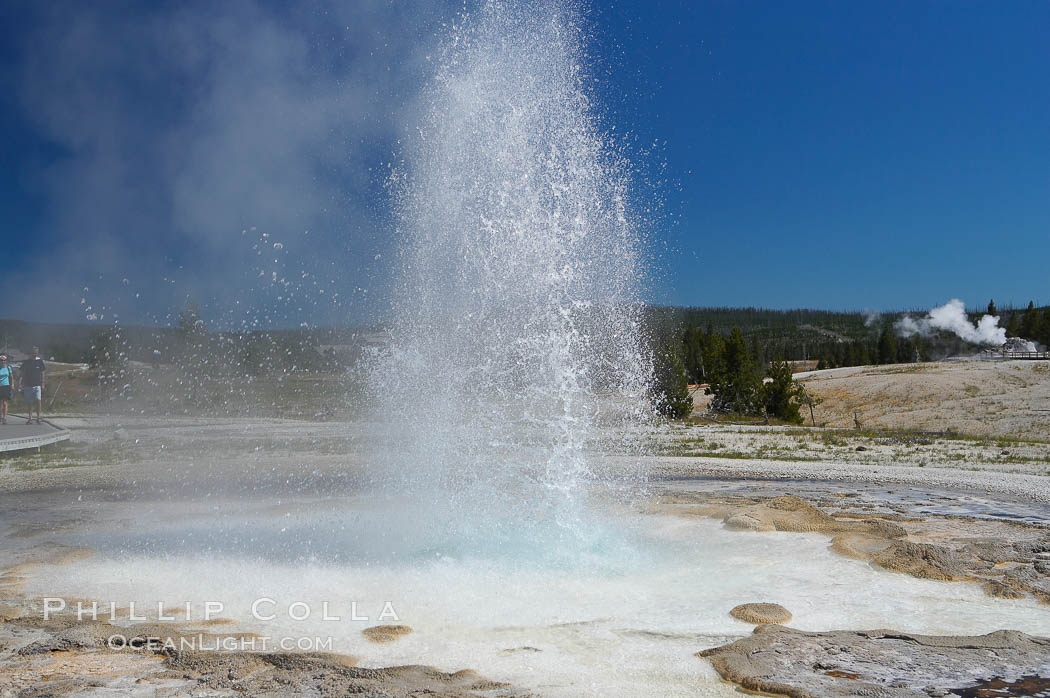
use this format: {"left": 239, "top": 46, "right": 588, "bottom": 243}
{"left": 895, "top": 299, "right": 1005, "bottom": 346}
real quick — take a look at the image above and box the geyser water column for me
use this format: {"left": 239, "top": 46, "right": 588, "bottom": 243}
{"left": 371, "top": 0, "right": 652, "bottom": 558}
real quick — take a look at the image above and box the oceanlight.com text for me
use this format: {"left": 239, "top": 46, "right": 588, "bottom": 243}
{"left": 107, "top": 634, "right": 335, "bottom": 652}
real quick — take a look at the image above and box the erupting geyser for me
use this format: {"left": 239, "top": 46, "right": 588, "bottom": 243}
{"left": 369, "top": 0, "right": 652, "bottom": 558}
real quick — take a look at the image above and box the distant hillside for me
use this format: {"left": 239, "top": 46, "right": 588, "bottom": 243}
{"left": 653, "top": 306, "right": 877, "bottom": 339}
{"left": 647, "top": 306, "right": 893, "bottom": 366}
{"left": 0, "top": 319, "right": 172, "bottom": 362}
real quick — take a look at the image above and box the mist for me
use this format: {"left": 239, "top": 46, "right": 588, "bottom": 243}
{"left": 5, "top": 1, "right": 454, "bottom": 328}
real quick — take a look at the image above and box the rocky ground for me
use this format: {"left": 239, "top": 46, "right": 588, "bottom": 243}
{"left": 700, "top": 627, "right": 1050, "bottom": 698}
{"left": 648, "top": 481, "right": 1050, "bottom": 696}
{"left": 0, "top": 618, "right": 510, "bottom": 697}
{"left": 650, "top": 411, "right": 1050, "bottom": 504}
{"left": 658, "top": 493, "right": 1050, "bottom": 603}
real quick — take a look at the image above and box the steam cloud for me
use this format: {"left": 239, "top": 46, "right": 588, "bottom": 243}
{"left": 895, "top": 299, "right": 1005, "bottom": 346}
{"left": 6, "top": 1, "right": 447, "bottom": 325}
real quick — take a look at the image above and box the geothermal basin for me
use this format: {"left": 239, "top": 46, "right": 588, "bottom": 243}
{"left": 2, "top": 2, "right": 1048, "bottom": 695}
{"left": 3, "top": 416, "right": 1049, "bottom": 696}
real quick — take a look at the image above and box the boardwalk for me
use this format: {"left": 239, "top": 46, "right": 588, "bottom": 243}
{"left": 0, "top": 418, "right": 71, "bottom": 453}
{"left": 981, "top": 351, "right": 1050, "bottom": 360}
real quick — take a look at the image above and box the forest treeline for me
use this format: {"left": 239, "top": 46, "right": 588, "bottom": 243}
{"left": 0, "top": 299, "right": 1046, "bottom": 419}
{"left": 4, "top": 300, "right": 1044, "bottom": 370}
{"left": 649, "top": 300, "right": 1050, "bottom": 422}
{"left": 653, "top": 301, "right": 1050, "bottom": 373}
{"left": 651, "top": 325, "right": 810, "bottom": 424}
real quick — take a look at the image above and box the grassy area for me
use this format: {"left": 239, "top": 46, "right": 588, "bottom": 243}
{"left": 684, "top": 421, "right": 1050, "bottom": 447}
{"left": 656, "top": 421, "right": 1050, "bottom": 470}
{"left": 661, "top": 446, "right": 825, "bottom": 461}
{"left": 0, "top": 441, "right": 127, "bottom": 471}
{"left": 844, "top": 427, "right": 1050, "bottom": 447}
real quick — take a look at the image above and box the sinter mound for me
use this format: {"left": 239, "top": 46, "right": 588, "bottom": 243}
{"left": 699, "top": 625, "right": 1050, "bottom": 698}
{"left": 729, "top": 603, "right": 792, "bottom": 625}
{"left": 687, "top": 494, "right": 1050, "bottom": 604}
{"left": 362, "top": 624, "right": 414, "bottom": 643}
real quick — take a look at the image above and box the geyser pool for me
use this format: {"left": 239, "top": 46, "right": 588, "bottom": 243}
{"left": 22, "top": 493, "right": 1050, "bottom": 697}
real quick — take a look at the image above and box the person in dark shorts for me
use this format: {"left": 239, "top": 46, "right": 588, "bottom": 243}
{"left": 0, "top": 355, "right": 12, "bottom": 424}
{"left": 18, "top": 347, "right": 45, "bottom": 425}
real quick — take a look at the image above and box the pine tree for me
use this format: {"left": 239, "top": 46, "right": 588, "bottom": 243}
{"left": 858, "top": 342, "right": 873, "bottom": 366}
{"left": 1020, "top": 301, "right": 1038, "bottom": 339}
{"left": 1006, "top": 311, "right": 1020, "bottom": 338}
{"left": 711, "top": 327, "right": 764, "bottom": 415}
{"left": 764, "top": 358, "right": 803, "bottom": 424}
{"left": 89, "top": 327, "right": 130, "bottom": 397}
{"left": 896, "top": 337, "right": 915, "bottom": 363}
{"left": 877, "top": 327, "right": 898, "bottom": 364}
{"left": 987, "top": 299, "right": 997, "bottom": 316}
{"left": 703, "top": 331, "right": 726, "bottom": 386}
{"left": 681, "top": 326, "right": 703, "bottom": 382}
{"left": 653, "top": 340, "right": 693, "bottom": 419}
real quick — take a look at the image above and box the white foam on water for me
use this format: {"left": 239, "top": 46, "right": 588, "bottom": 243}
{"left": 23, "top": 513, "right": 1050, "bottom": 697}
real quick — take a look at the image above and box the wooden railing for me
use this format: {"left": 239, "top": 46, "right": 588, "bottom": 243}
{"left": 981, "top": 351, "right": 1050, "bottom": 360}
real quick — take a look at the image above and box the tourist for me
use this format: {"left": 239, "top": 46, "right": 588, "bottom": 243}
{"left": 0, "top": 355, "right": 12, "bottom": 425}
{"left": 18, "top": 347, "right": 45, "bottom": 425}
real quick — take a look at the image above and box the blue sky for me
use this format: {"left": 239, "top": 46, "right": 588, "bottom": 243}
{"left": 0, "top": 0, "right": 1047, "bottom": 326}
{"left": 596, "top": 1, "right": 1050, "bottom": 312}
